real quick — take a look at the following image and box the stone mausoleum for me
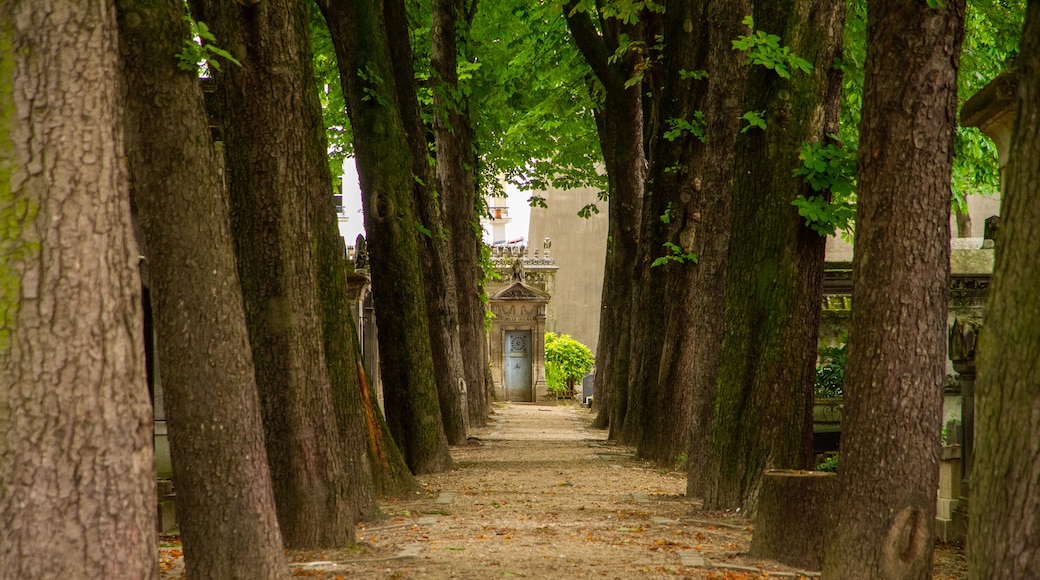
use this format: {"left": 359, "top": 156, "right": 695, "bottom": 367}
{"left": 486, "top": 243, "right": 558, "bottom": 402}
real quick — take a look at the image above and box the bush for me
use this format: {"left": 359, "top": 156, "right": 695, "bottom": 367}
{"left": 544, "top": 333, "right": 594, "bottom": 399}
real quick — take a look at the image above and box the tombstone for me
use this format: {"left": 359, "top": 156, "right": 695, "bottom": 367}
{"left": 581, "top": 373, "right": 594, "bottom": 407}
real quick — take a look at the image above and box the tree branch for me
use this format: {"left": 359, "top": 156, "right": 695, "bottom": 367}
{"left": 562, "top": 1, "right": 624, "bottom": 95}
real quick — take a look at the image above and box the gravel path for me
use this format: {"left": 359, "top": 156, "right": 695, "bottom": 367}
{"left": 160, "top": 402, "right": 967, "bottom": 578}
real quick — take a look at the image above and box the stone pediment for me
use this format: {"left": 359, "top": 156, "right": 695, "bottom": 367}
{"left": 492, "top": 281, "right": 549, "bottom": 302}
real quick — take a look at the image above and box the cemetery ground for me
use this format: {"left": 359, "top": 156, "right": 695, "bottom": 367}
{"left": 159, "top": 404, "right": 967, "bottom": 579}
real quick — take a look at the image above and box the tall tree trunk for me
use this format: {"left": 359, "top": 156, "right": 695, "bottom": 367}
{"left": 317, "top": 0, "right": 454, "bottom": 474}
{"left": 629, "top": 0, "right": 748, "bottom": 470}
{"left": 562, "top": 1, "right": 647, "bottom": 436}
{"left": 969, "top": 4, "right": 1040, "bottom": 576}
{"left": 356, "top": 355, "right": 420, "bottom": 497}
{"left": 190, "top": 0, "right": 362, "bottom": 547}
{"left": 0, "top": 1, "right": 156, "bottom": 576}
{"left": 384, "top": 0, "right": 468, "bottom": 445}
{"left": 116, "top": 0, "right": 289, "bottom": 575}
{"left": 823, "top": 1, "right": 964, "bottom": 577}
{"left": 432, "top": 0, "right": 493, "bottom": 428}
{"left": 703, "top": 0, "right": 844, "bottom": 512}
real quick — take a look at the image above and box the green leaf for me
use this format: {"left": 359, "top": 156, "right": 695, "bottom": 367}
{"left": 740, "top": 110, "right": 766, "bottom": 133}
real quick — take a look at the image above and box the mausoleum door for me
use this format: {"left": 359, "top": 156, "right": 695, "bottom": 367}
{"left": 504, "top": 330, "right": 533, "bottom": 402}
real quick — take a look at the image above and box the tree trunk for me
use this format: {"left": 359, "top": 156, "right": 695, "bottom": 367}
{"left": 969, "top": 5, "right": 1040, "bottom": 576}
{"left": 750, "top": 470, "right": 837, "bottom": 570}
{"left": 0, "top": 1, "right": 156, "bottom": 576}
{"left": 384, "top": 0, "right": 469, "bottom": 445}
{"left": 432, "top": 0, "right": 492, "bottom": 428}
{"left": 356, "top": 358, "right": 420, "bottom": 497}
{"left": 190, "top": 0, "right": 362, "bottom": 547}
{"left": 116, "top": 0, "right": 289, "bottom": 575}
{"left": 704, "top": 0, "right": 844, "bottom": 512}
{"left": 822, "top": 1, "right": 964, "bottom": 578}
{"left": 630, "top": 0, "right": 748, "bottom": 470}
{"left": 317, "top": 0, "right": 454, "bottom": 474}
{"left": 561, "top": 1, "right": 647, "bottom": 437}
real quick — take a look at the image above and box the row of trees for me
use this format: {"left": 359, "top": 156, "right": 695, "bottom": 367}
{"left": 3, "top": 0, "right": 1040, "bottom": 577}
{"left": 552, "top": 0, "right": 1036, "bottom": 577}
{"left": 1, "top": 0, "right": 493, "bottom": 576}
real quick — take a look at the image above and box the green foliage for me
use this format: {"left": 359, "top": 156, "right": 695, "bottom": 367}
{"left": 679, "top": 69, "right": 708, "bottom": 80}
{"left": 566, "top": 0, "right": 664, "bottom": 25}
{"left": 479, "top": 243, "right": 501, "bottom": 330}
{"left": 578, "top": 203, "right": 600, "bottom": 218}
{"left": 815, "top": 342, "right": 846, "bottom": 399}
{"left": 663, "top": 111, "right": 706, "bottom": 142}
{"left": 793, "top": 195, "right": 855, "bottom": 238}
{"left": 731, "top": 16, "right": 812, "bottom": 79}
{"left": 816, "top": 454, "right": 839, "bottom": 472}
{"left": 791, "top": 141, "right": 857, "bottom": 238}
{"left": 471, "top": 2, "right": 605, "bottom": 203}
{"left": 176, "top": 17, "right": 241, "bottom": 74}
{"left": 792, "top": 141, "right": 856, "bottom": 196}
{"left": 740, "top": 110, "right": 766, "bottom": 133}
{"left": 357, "top": 65, "right": 389, "bottom": 107}
{"left": 839, "top": 0, "right": 1023, "bottom": 216}
{"left": 650, "top": 241, "right": 698, "bottom": 268}
{"left": 659, "top": 202, "right": 673, "bottom": 224}
{"left": 544, "top": 333, "right": 594, "bottom": 398}
{"left": 309, "top": 6, "right": 353, "bottom": 187}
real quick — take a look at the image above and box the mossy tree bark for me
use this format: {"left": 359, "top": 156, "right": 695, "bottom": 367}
{"left": 189, "top": 0, "right": 366, "bottom": 547}
{"left": 970, "top": 4, "right": 1040, "bottom": 576}
{"left": 562, "top": 1, "right": 648, "bottom": 434}
{"left": 384, "top": 0, "right": 469, "bottom": 445}
{"left": 627, "top": 0, "right": 749, "bottom": 469}
{"left": 432, "top": 0, "right": 493, "bottom": 428}
{"left": 822, "top": 1, "right": 964, "bottom": 577}
{"left": 317, "top": 0, "right": 454, "bottom": 474}
{"left": 703, "top": 0, "right": 844, "bottom": 512}
{"left": 117, "top": 0, "right": 289, "bottom": 575}
{"left": 0, "top": 1, "right": 156, "bottom": 576}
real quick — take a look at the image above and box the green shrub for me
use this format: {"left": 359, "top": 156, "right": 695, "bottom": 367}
{"left": 544, "top": 333, "right": 594, "bottom": 399}
{"left": 816, "top": 454, "right": 839, "bottom": 473}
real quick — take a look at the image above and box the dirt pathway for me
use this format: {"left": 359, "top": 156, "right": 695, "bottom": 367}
{"left": 285, "top": 403, "right": 793, "bottom": 579}
{"left": 160, "top": 402, "right": 967, "bottom": 579}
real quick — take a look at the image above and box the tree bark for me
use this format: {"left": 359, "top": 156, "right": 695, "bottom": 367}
{"left": 0, "top": 1, "right": 157, "bottom": 576}
{"left": 704, "top": 0, "right": 844, "bottom": 512}
{"left": 356, "top": 358, "right": 420, "bottom": 497}
{"left": 190, "top": 0, "right": 362, "bottom": 547}
{"left": 630, "top": 0, "right": 748, "bottom": 470}
{"left": 116, "top": 0, "right": 289, "bottom": 575}
{"left": 562, "top": 1, "right": 647, "bottom": 436}
{"left": 384, "top": 0, "right": 469, "bottom": 445}
{"left": 969, "top": 4, "right": 1040, "bottom": 576}
{"left": 822, "top": 1, "right": 964, "bottom": 577}
{"left": 432, "top": 0, "right": 493, "bottom": 428}
{"left": 317, "top": 0, "right": 454, "bottom": 474}
{"left": 750, "top": 470, "right": 837, "bottom": 570}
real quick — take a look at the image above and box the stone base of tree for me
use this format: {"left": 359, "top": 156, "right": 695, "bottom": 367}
{"left": 749, "top": 469, "right": 838, "bottom": 570}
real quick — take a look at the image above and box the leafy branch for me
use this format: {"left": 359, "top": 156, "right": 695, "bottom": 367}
{"left": 651, "top": 241, "right": 698, "bottom": 267}
{"left": 578, "top": 203, "right": 600, "bottom": 218}
{"left": 732, "top": 16, "right": 812, "bottom": 79}
{"left": 663, "top": 111, "right": 706, "bottom": 142}
{"left": 357, "top": 64, "right": 390, "bottom": 107}
{"left": 791, "top": 141, "right": 857, "bottom": 238}
{"left": 176, "top": 17, "right": 241, "bottom": 74}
